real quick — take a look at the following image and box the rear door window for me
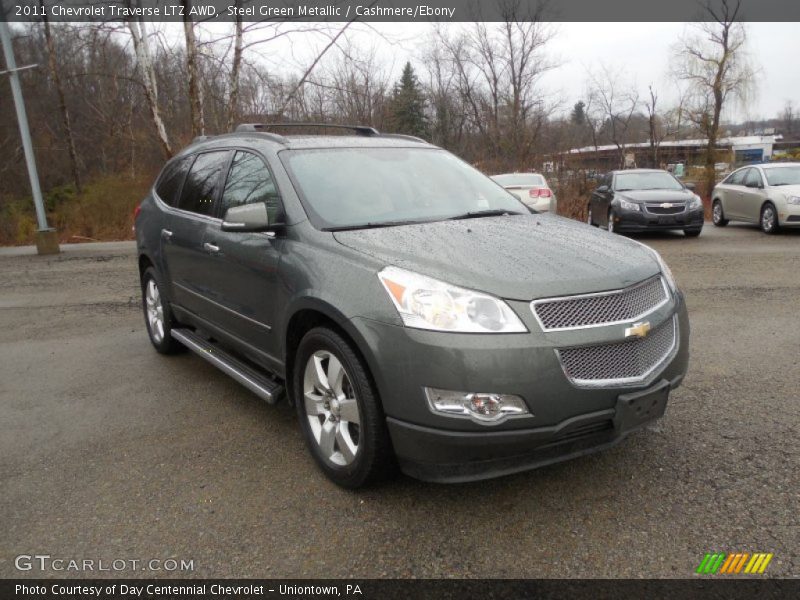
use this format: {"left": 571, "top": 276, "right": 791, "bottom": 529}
{"left": 155, "top": 156, "right": 192, "bottom": 207}
{"left": 744, "top": 168, "right": 763, "bottom": 188}
{"left": 178, "top": 151, "right": 230, "bottom": 217}
{"left": 726, "top": 169, "right": 748, "bottom": 186}
{"left": 220, "top": 151, "right": 281, "bottom": 222}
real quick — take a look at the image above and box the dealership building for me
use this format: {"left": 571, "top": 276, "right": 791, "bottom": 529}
{"left": 563, "top": 134, "right": 792, "bottom": 170}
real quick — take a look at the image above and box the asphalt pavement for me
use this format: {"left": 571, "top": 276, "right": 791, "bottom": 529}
{"left": 1, "top": 225, "right": 798, "bottom": 578}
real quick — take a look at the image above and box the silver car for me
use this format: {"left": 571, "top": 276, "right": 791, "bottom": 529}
{"left": 711, "top": 162, "right": 800, "bottom": 234}
{"left": 491, "top": 172, "right": 557, "bottom": 213}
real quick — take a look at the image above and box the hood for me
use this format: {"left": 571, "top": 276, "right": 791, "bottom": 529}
{"left": 773, "top": 184, "right": 800, "bottom": 196}
{"left": 617, "top": 189, "right": 695, "bottom": 203}
{"left": 333, "top": 214, "right": 660, "bottom": 300}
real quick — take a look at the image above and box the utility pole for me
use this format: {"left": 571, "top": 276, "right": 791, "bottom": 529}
{"left": 0, "top": 20, "right": 59, "bottom": 255}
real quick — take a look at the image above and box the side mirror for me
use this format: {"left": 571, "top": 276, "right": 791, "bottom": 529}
{"left": 596, "top": 185, "right": 609, "bottom": 194}
{"left": 684, "top": 182, "right": 696, "bottom": 191}
{"left": 221, "top": 203, "right": 270, "bottom": 232}
{"left": 745, "top": 180, "right": 761, "bottom": 189}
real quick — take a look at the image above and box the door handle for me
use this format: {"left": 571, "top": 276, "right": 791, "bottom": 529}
{"left": 161, "top": 229, "right": 173, "bottom": 240}
{"left": 203, "top": 242, "right": 220, "bottom": 254}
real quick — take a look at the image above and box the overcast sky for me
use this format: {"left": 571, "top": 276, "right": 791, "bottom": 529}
{"left": 361, "top": 22, "right": 798, "bottom": 122}
{"left": 194, "top": 21, "right": 798, "bottom": 124}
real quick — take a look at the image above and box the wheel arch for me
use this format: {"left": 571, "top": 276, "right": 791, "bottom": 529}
{"left": 138, "top": 253, "right": 155, "bottom": 279}
{"left": 281, "top": 299, "right": 380, "bottom": 407}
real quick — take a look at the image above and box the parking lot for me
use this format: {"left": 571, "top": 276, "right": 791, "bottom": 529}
{"left": 1, "top": 224, "right": 798, "bottom": 578}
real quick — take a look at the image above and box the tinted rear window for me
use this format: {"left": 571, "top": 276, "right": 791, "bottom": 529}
{"left": 155, "top": 156, "right": 192, "bottom": 206}
{"left": 492, "top": 174, "right": 545, "bottom": 187}
{"left": 178, "top": 151, "right": 229, "bottom": 217}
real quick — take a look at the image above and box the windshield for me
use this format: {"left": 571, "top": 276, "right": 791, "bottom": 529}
{"left": 763, "top": 166, "right": 800, "bottom": 186}
{"left": 614, "top": 172, "right": 684, "bottom": 191}
{"left": 492, "top": 173, "right": 545, "bottom": 187}
{"left": 281, "top": 148, "right": 525, "bottom": 229}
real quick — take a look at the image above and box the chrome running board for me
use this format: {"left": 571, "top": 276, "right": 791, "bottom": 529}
{"left": 171, "top": 328, "right": 284, "bottom": 404}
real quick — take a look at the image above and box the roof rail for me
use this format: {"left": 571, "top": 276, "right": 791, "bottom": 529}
{"left": 235, "top": 122, "right": 379, "bottom": 137}
{"left": 378, "top": 133, "right": 427, "bottom": 143}
{"left": 232, "top": 124, "right": 289, "bottom": 144}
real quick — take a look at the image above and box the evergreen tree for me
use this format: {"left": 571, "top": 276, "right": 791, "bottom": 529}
{"left": 387, "top": 62, "right": 428, "bottom": 138}
{"left": 571, "top": 101, "right": 586, "bottom": 126}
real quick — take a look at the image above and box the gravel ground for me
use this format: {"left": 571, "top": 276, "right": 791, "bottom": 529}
{"left": 1, "top": 225, "right": 798, "bottom": 579}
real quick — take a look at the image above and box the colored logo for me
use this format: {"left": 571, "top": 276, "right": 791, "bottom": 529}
{"left": 624, "top": 321, "right": 651, "bottom": 339}
{"left": 696, "top": 552, "right": 774, "bottom": 575}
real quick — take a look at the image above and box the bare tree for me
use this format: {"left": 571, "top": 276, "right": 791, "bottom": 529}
{"left": 181, "top": 0, "right": 204, "bottom": 136}
{"left": 673, "top": 0, "right": 755, "bottom": 195}
{"left": 435, "top": 1, "right": 556, "bottom": 169}
{"left": 586, "top": 63, "right": 640, "bottom": 169}
{"left": 225, "top": 1, "right": 243, "bottom": 132}
{"left": 39, "top": 2, "right": 82, "bottom": 192}
{"left": 127, "top": 17, "right": 172, "bottom": 159}
{"left": 781, "top": 100, "right": 796, "bottom": 137}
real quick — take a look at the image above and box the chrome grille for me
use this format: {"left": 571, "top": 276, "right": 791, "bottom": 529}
{"left": 645, "top": 203, "right": 686, "bottom": 215}
{"left": 557, "top": 316, "right": 678, "bottom": 388}
{"left": 532, "top": 276, "right": 668, "bottom": 331}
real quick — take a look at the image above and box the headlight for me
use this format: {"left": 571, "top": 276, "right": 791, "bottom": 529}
{"left": 787, "top": 195, "right": 800, "bottom": 205}
{"left": 378, "top": 266, "right": 527, "bottom": 333}
{"left": 619, "top": 199, "right": 640, "bottom": 212}
{"left": 689, "top": 195, "right": 703, "bottom": 209}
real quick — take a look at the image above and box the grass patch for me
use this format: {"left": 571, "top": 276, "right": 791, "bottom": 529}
{"left": 0, "top": 173, "right": 155, "bottom": 245}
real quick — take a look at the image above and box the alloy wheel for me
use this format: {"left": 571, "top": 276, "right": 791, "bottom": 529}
{"left": 145, "top": 279, "right": 165, "bottom": 343}
{"left": 713, "top": 202, "right": 723, "bottom": 224}
{"left": 761, "top": 205, "right": 776, "bottom": 233}
{"left": 303, "top": 350, "right": 361, "bottom": 466}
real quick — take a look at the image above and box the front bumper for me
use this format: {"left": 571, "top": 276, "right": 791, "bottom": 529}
{"left": 350, "top": 293, "right": 690, "bottom": 483}
{"left": 614, "top": 206, "right": 704, "bottom": 232}
{"left": 779, "top": 203, "right": 800, "bottom": 226}
{"left": 389, "top": 375, "right": 680, "bottom": 483}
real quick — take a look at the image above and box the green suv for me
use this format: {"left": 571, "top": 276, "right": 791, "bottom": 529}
{"left": 135, "top": 124, "right": 690, "bottom": 487}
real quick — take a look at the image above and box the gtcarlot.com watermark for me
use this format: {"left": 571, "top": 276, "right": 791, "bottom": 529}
{"left": 15, "top": 554, "right": 194, "bottom": 572}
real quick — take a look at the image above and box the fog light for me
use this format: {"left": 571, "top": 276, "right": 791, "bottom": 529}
{"left": 424, "top": 387, "right": 529, "bottom": 424}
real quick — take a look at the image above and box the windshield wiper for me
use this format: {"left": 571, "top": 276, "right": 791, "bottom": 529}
{"left": 447, "top": 209, "right": 524, "bottom": 221}
{"left": 323, "top": 219, "right": 431, "bottom": 232}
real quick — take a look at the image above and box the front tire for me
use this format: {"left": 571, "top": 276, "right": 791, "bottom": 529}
{"left": 607, "top": 209, "right": 617, "bottom": 233}
{"left": 141, "top": 266, "right": 184, "bottom": 354}
{"left": 294, "top": 327, "right": 394, "bottom": 488}
{"left": 760, "top": 202, "right": 779, "bottom": 234}
{"left": 684, "top": 227, "right": 702, "bottom": 237}
{"left": 712, "top": 200, "right": 729, "bottom": 226}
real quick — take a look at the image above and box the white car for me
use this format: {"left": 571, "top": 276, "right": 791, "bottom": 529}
{"left": 491, "top": 173, "right": 557, "bottom": 213}
{"left": 711, "top": 162, "right": 800, "bottom": 234}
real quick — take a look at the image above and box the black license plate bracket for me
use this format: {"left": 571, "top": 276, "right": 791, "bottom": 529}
{"left": 614, "top": 379, "right": 670, "bottom": 431}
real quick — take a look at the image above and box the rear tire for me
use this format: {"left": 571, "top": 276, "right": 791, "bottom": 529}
{"left": 294, "top": 327, "right": 395, "bottom": 488}
{"left": 712, "top": 200, "right": 729, "bottom": 227}
{"left": 760, "top": 202, "right": 779, "bottom": 234}
{"left": 141, "top": 266, "right": 184, "bottom": 354}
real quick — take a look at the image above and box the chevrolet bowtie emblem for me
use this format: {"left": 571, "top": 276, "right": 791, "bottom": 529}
{"left": 660, "top": 202, "right": 674, "bottom": 208}
{"left": 625, "top": 321, "right": 651, "bottom": 338}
